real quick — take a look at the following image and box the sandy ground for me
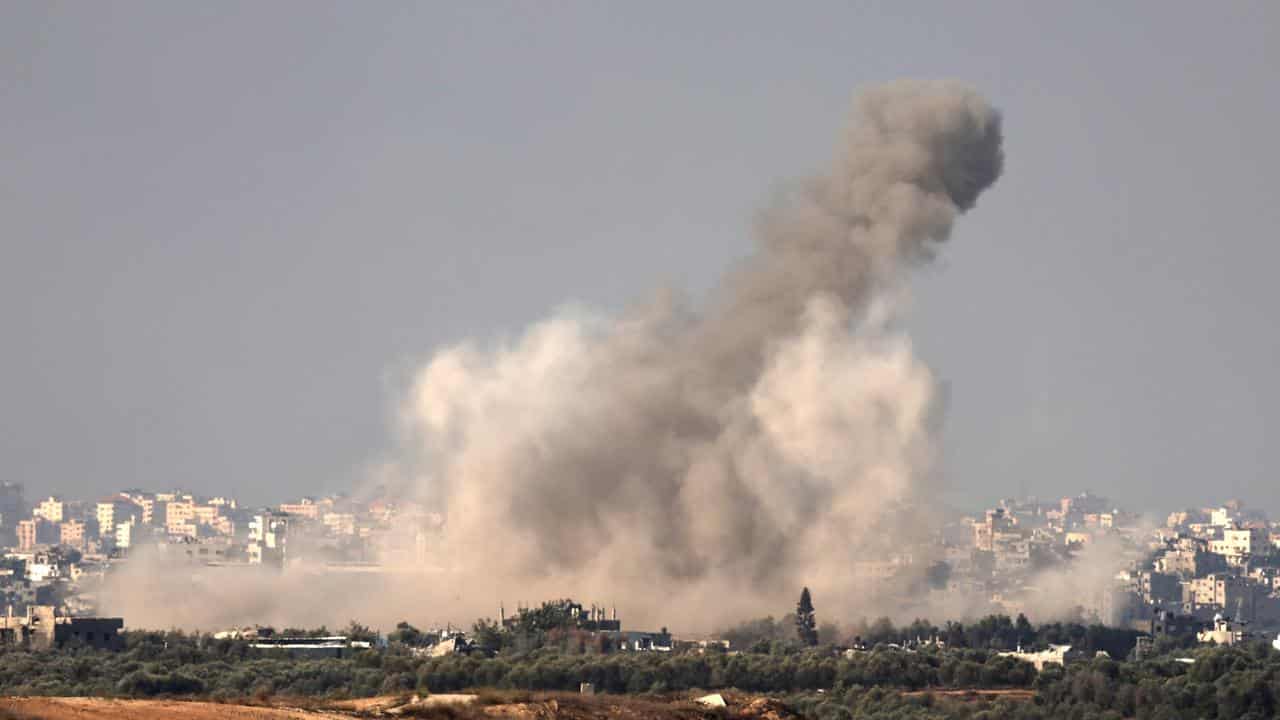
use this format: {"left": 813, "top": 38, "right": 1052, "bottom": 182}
{"left": 0, "top": 692, "right": 818, "bottom": 719}
{"left": 0, "top": 696, "right": 353, "bottom": 719}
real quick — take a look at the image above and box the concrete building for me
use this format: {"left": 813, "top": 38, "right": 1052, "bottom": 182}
{"left": 164, "top": 500, "right": 195, "bottom": 534}
{"left": 1211, "top": 507, "right": 1236, "bottom": 528}
{"left": 0, "top": 605, "right": 124, "bottom": 650}
{"left": 1136, "top": 571, "right": 1182, "bottom": 606}
{"left": 1197, "top": 614, "right": 1245, "bottom": 646}
{"left": 114, "top": 520, "right": 134, "bottom": 550}
{"left": 192, "top": 504, "right": 221, "bottom": 526}
{"left": 601, "top": 630, "right": 673, "bottom": 652}
{"left": 1149, "top": 609, "right": 1200, "bottom": 639}
{"left": 248, "top": 512, "right": 291, "bottom": 567}
{"left": 16, "top": 519, "right": 37, "bottom": 551}
{"left": 1210, "top": 528, "right": 1268, "bottom": 559}
{"left": 998, "top": 644, "right": 1072, "bottom": 671}
{"left": 278, "top": 498, "right": 320, "bottom": 519}
{"left": 59, "top": 519, "right": 85, "bottom": 550}
{"left": 33, "top": 497, "right": 64, "bottom": 523}
{"left": 96, "top": 497, "right": 140, "bottom": 538}
{"left": 1183, "top": 574, "right": 1257, "bottom": 620}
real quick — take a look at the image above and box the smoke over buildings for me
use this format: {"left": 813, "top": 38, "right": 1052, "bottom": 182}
{"left": 383, "top": 80, "right": 1005, "bottom": 626}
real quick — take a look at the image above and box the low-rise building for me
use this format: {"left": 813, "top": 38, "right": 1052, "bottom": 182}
{"left": 1197, "top": 614, "right": 1245, "bottom": 646}
{"left": 0, "top": 606, "right": 123, "bottom": 650}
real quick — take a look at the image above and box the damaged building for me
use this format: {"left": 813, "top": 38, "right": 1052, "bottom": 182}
{"left": 0, "top": 605, "right": 124, "bottom": 650}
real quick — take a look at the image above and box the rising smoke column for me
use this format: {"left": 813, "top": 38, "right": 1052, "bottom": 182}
{"left": 394, "top": 80, "right": 1004, "bottom": 627}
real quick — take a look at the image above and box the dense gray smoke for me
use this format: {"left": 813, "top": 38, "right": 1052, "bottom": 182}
{"left": 385, "top": 80, "right": 1005, "bottom": 627}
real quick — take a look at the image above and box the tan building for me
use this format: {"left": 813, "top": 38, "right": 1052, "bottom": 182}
{"left": 279, "top": 498, "right": 319, "bottom": 519}
{"left": 168, "top": 522, "right": 198, "bottom": 539}
{"left": 1211, "top": 528, "right": 1267, "bottom": 559}
{"left": 133, "top": 497, "right": 156, "bottom": 525}
{"left": 16, "top": 519, "right": 37, "bottom": 551}
{"left": 96, "top": 497, "right": 140, "bottom": 537}
{"left": 59, "top": 520, "right": 85, "bottom": 549}
{"left": 165, "top": 500, "right": 195, "bottom": 534}
{"left": 33, "top": 497, "right": 64, "bottom": 523}
{"left": 1183, "top": 574, "right": 1256, "bottom": 619}
{"left": 192, "top": 505, "right": 221, "bottom": 526}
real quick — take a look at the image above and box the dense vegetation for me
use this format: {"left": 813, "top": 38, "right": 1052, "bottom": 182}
{"left": 0, "top": 602, "right": 1271, "bottom": 719}
{"left": 0, "top": 620, "right": 1275, "bottom": 718}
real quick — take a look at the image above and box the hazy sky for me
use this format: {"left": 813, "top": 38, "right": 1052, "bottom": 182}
{"left": 3, "top": 2, "right": 1278, "bottom": 513}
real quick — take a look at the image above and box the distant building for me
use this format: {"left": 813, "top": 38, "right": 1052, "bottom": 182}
{"left": 16, "top": 519, "right": 39, "bottom": 551}
{"left": 1149, "top": 609, "right": 1200, "bottom": 639}
{"left": 248, "top": 512, "right": 291, "bottom": 567}
{"left": 114, "top": 520, "right": 134, "bottom": 550}
{"left": 1210, "top": 528, "right": 1267, "bottom": 560}
{"left": 1197, "top": 614, "right": 1245, "bottom": 646}
{"left": 1135, "top": 571, "right": 1181, "bottom": 606}
{"left": 278, "top": 498, "right": 320, "bottom": 520}
{"left": 998, "top": 644, "right": 1071, "bottom": 671}
{"left": 601, "top": 630, "right": 672, "bottom": 652}
{"left": 1182, "top": 574, "right": 1258, "bottom": 620}
{"left": 59, "top": 519, "right": 85, "bottom": 550}
{"left": 164, "top": 500, "right": 196, "bottom": 535}
{"left": 34, "top": 497, "right": 64, "bottom": 523}
{"left": 96, "top": 497, "right": 140, "bottom": 539}
{"left": 0, "top": 606, "right": 123, "bottom": 651}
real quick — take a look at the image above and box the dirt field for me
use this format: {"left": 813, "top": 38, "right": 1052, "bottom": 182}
{"left": 0, "top": 693, "right": 799, "bottom": 720}
{"left": 0, "top": 697, "right": 352, "bottom": 719}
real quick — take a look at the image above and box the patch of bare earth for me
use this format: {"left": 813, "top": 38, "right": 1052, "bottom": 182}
{"left": 0, "top": 697, "right": 352, "bottom": 720}
{"left": 0, "top": 692, "right": 801, "bottom": 720}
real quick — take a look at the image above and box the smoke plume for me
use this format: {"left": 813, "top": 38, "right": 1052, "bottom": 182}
{"left": 388, "top": 80, "right": 1004, "bottom": 627}
{"left": 98, "top": 80, "right": 1021, "bottom": 632}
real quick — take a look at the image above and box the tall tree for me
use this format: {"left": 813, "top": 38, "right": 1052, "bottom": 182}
{"left": 795, "top": 587, "right": 818, "bottom": 646}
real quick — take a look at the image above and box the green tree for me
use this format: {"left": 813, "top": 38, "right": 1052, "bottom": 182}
{"left": 796, "top": 586, "right": 818, "bottom": 646}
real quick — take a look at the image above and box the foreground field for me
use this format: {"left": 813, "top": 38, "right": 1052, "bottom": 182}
{"left": 0, "top": 692, "right": 800, "bottom": 720}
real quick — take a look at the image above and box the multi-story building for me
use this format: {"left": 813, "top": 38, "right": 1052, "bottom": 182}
{"left": 114, "top": 520, "right": 134, "bottom": 549}
{"left": 1210, "top": 527, "right": 1268, "bottom": 559}
{"left": 1155, "top": 538, "right": 1228, "bottom": 578}
{"left": 16, "top": 519, "right": 37, "bottom": 551}
{"left": 96, "top": 497, "right": 140, "bottom": 538}
{"left": 248, "top": 512, "right": 291, "bottom": 567}
{"left": 1211, "top": 506, "right": 1237, "bottom": 527}
{"left": 164, "top": 500, "right": 195, "bottom": 535}
{"left": 1135, "top": 570, "right": 1182, "bottom": 606}
{"left": 192, "top": 505, "right": 221, "bottom": 526}
{"left": 1182, "top": 573, "right": 1258, "bottom": 620}
{"left": 129, "top": 496, "right": 156, "bottom": 525}
{"left": 973, "top": 508, "right": 1013, "bottom": 552}
{"left": 59, "top": 520, "right": 85, "bottom": 550}
{"left": 33, "top": 497, "right": 64, "bottom": 523}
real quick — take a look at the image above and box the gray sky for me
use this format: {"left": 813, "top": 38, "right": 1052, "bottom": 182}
{"left": 3, "top": 2, "right": 1277, "bottom": 513}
